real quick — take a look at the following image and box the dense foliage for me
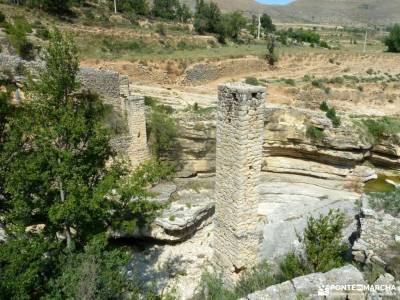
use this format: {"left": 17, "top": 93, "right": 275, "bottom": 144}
{"left": 303, "top": 210, "right": 347, "bottom": 272}
{"left": 194, "top": 0, "right": 248, "bottom": 42}
{"left": 361, "top": 116, "right": 400, "bottom": 144}
{"left": 152, "top": 0, "right": 192, "bottom": 22}
{"left": 0, "top": 29, "right": 172, "bottom": 299}
{"left": 260, "top": 13, "right": 275, "bottom": 33}
{"left": 2, "top": 17, "right": 35, "bottom": 60}
{"left": 368, "top": 190, "right": 400, "bottom": 216}
{"left": 146, "top": 99, "right": 177, "bottom": 158}
{"left": 385, "top": 24, "right": 400, "bottom": 53}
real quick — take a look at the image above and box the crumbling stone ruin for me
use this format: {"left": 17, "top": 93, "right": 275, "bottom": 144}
{"left": 213, "top": 83, "right": 266, "bottom": 283}
{"left": 0, "top": 53, "right": 150, "bottom": 166}
{"left": 78, "top": 67, "right": 150, "bottom": 166}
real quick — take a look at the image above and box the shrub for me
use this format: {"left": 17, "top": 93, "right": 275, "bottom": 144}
{"left": 0, "top": 11, "right": 5, "bottom": 23}
{"left": 195, "top": 262, "right": 276, "bottom": 300}
{"left": 326, "top": 108, "right": 341, "bottom": 127}
{"left": 306, "top": 125, "right": 324, "bottom": 140}
{"left": 311, "top": 79, "right": 324, "bottom": 89}
{"left": 284, "top": 78, "right": 296, "bottom": 86}
{"left": 195, "top": 272, "right": 237, "bottom": 300}
{"left": 156, "top": 23, "right": 167, "bottom": 36}
{"left": 147, "top": 103, "right": 177, "bottom": 158}
{"left": 385, "top": 24, "right": 400, "bottom": 53}
{"left": 361, "top": 117, "right": 400, "bottom": 143}
{"left": 368, "top": 190, "right": 400, "bottom": 216}
{"left": 319, "top": 101, "right": 329, "bottom": 112}
{"left": 234, "top": 262, "right": 276, "bottom": 297}
{"left": 4, "top": 17, "right": 34, "bottom": 60}
{"left": 303, "top": 210, "right": 347, "bottom": 273}
{"left": 265, "top": 34, "right": 278, "bottom": 66}
{"left": 278, "top": 252, "right": 310, "bottom": 282}
{"left": 319, "top": 40, "right": 330, "bottom": 48}
{"left": 245, "top": 77, "right": 259, "bottom": 86}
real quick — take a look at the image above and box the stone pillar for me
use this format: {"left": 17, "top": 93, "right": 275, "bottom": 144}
{"left": 213, "top": 83, "right": 266, "bottom": 283}
{"left": 124, "top": 95, "right": 150, "bottom": 166}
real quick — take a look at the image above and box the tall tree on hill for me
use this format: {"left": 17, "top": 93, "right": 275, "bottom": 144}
{"left": 152, "top": 0, "right": 178, "bottom": 20}
{"left": 2, "top": 29, "right": 113, "bottom": 248}
{"left": 385, "top": 24, "right": 400, "bottom": 52}
{"left": 194, "top": 0, "right": 222, "bottom": 34}
{"left": 260, "top": 13, "right": 276, "bottom": 33}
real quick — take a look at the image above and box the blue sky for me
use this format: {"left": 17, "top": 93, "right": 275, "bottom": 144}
{"left": 256, "top": 0, "right": 294, "bottom": 5}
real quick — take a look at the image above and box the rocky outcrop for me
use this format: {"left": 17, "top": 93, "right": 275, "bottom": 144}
{"left": 174, "top": 111, "right": 216, "bottom": 178}
{"left": 241, "top": 265, "right": 367, "bottom": 300}
{"left": 174, "top": 105, "right": 400, "bottom": 179}
{"left": 111, "top": 180, "right": 215, "bottom": 242}
{"left": 352, "top": 194, "right": 400, "bottom": 267}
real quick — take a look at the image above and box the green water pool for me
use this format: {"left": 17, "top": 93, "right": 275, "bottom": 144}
{"left": 364, "top": 174, "right": 400, "bottom": 193}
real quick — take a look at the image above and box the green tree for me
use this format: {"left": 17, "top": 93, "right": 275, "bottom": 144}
{"left": 385, "top": 24, "right": 400, "bottom": 53}
{"left": 303, "top": 210, "right": 347, "bottom": 272}
{"left": 41, "top": 0, "right": 72, "bottom": 15}
{"left": 265, "top": 34, "right": 278, "bottom": 66}
{"left": 3, "top": 29, "right": 113, "bottom": 248}
{"left": 0, "top": 233, "right": 59, "bottom": 299}
{"left": 260, "top": 13, "right": 275, "bottom": 33}
{"left": 220, "top": 11, "right": 247, "bottom": 42}
{"left": 152, "top": 0, "right": 179, "bottom": 20}
{"left": 147, "top": 104, "right": 177, "bottom": 158}
{"left": 194, "top": 0, "right": 222, "bottom": 35}
{"left": 45, "top": 235, "right": 135, "bottom": 300}
{"left": 118, "top": 0, "right": 149, "bottom": 16}
{"left": 176, "top": 3, "right": 192, "bottom": 23}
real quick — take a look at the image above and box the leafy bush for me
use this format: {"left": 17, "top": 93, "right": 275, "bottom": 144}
{"left": 147, "top": 103, "right": 177, "bottom": 158}
{"left": 326, "top": 108, "right": 341, "bottom": 127}
{"left": 245, "top": 77, "right": 259, "bottom": 86}
{"left": 195, "top": 272, "right": 237, "bottom": 300}
{"left": 260, "top": 13, "right": 276, "bottom": 33}
{"left": 4, "top": 17, "right": 35, "bottom": 60}
{"left": 385, "top": 24, "right": 400, "bottom": 53}
{"left": 156, "top": 23, "right": 167, "bottom": 36}
{"left": 306, "top": 125, "right": 324, "bottom": 140}
{"left": 319, "top": 101, "right": 329, "bottom": 112}
{"left": 311, "top": 79, "right": 324, "bottom": 89}
{"left": 278, "top": 252, "right": 310, "bottom": 282}
{"left": 234, "top": 262, "right": 276, "bottom": 297}
{"left": 368, "top": 190, "right": 400, "bottom": 216}
{"left": 278, "top": 28, "right": 321, "bottom": 44}
{"left": 284, "top": 78, "right": 296, "bottom": 86}
{"left": 265, "top": 34, "right": 278, "bottom": 66}
{"left": 361, "top": 117, "right": 400, "bottom": 143}
{"left": 303, "top": 210, "right": 347, "bottom": 273}
{"left": 195, "top": 262, "right": 276, "bottom": 300}
{"left": 319, "top": 102, "right": 341, "bottom": 128}
{"left": 0, "top": 11, "right": 5, "bottom": 23}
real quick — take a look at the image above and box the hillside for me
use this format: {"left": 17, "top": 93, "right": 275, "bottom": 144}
{"left": 183, "top": 0, "right": 400, "bottom": 26}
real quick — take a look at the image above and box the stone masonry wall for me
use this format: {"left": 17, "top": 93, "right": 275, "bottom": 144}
{"left": 0, "top": 53, "right": 149, "bottom": 167}
{"left": 213, "top": 83, "right": 266, "bottom": 283}
{"left": 124, "top": 95, "right": 150, "bottom": 166}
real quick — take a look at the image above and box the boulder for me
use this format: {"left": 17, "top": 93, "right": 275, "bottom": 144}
{"left": 244, "top": 265, "right": 366, "bottom": 300}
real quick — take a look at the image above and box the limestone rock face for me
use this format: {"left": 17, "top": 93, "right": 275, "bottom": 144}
{"left": 352, "top": 195, "right": 400, "bottom": 267}
{"left": 174, "top": 105, "right": 400, "bottom": 178}
{"left": 175, "top": 112, "right": 216, "bottom": 177}
{"left": 245, "top": 265, "right": 367, "bottom": 300}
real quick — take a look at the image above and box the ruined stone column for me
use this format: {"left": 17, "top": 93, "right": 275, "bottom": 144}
{"left": 124, "top": 95, "right": 150, "bottom": 166}
{"left": 213, "top": 83, "right": 266, "bottom": 283}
